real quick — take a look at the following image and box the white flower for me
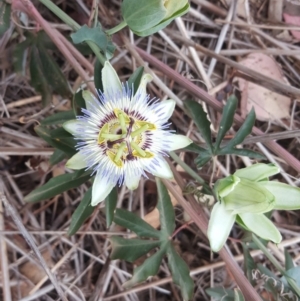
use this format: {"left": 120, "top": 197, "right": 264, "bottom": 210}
{"left": 208, "top": 163, "right": 300, "bottom": 252}
{"left": 63, "top": 62, "right": 192, "bottom": 206}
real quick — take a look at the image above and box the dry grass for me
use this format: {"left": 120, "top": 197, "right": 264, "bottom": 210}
{"left": 1, "top": 0, "right": 300, "bottom": 300}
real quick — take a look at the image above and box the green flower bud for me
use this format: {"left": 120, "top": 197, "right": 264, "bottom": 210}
{"left": 121, "top": 0, "right": 190, "bottom": 37}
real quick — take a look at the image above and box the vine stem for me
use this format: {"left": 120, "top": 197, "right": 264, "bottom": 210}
{"left": 252, "top": 234, "right": 300, "bottom": 296}
{"left": 37, "top": 0, "right": 106, "bottom": 65}
{"left": 106, "top": 20, "right": 127, "bottom": 35}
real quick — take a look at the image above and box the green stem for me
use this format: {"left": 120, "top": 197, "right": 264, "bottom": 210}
{"left": 169, "top": 152, "right": 211, "bottom": 192}
{"left": 39, "top": 0, "right": 80, "bottom": 30}
{"left": 252, "top": 234, "right": 300, "bottom": 296}
{"left": 38, "top": 0, "right": 106, "bottom": 65}
{"left": 106, "top": 20, "right": 127, "bottom": 35}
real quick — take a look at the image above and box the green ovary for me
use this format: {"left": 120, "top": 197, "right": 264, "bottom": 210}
{"left": 97, "top": 109, "right": 155, "bottom": 167}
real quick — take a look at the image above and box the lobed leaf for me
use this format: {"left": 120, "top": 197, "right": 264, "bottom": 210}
{"left": 35, "top": 125, "right": 76, "bottom": 156}
{"left": 68, "top": 188, "right": 95, "bottom": 235}
{"left": 25, "top": 170, "right": 91, "bottom": 203}
{"left": 184, "top": 100, "right": 213, "bottom": 152}
{"left": 71, "top": 25, "right": 115, "bottom": 59}
{"left": 49, "top": 149, "right": 66, "bottom": 165}
{"left": 218, "top": 148, "right": 265, "bottom": 160}
{"left": 285, "top": 249, "right": 295, "bottom": 271}
{"left": 225, "top": 108, "right": 256, "bottom": 148}
{"left": 110, "top": 237, "right": 161, "bottom": 262}
{"left": 105, "top": 187, "right": 118, "bottom": 228}
{"left": 41, "top": 111, "right": 75, "bottom": 126}
{"left": 156, "top": 178, "right": 175, "bottom": 237}
{"left": 123, "top": 244, "right": 167, "bottom": 288}
{"left": 214, "top": 95, "right": 238, "bottom": 151}
{"left": 114, "top": 208, "right": 160, "bottom": 239}
{"left": 167, "top": 244, "right": 194, "bottom": 301}
{"left": 234, "top": 289, "right": 245, "bottom": 301}
{"left": 0, "top": 0, "right": 11, "bottom": 37}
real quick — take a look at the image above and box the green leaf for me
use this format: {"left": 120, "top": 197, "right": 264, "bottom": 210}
{"left": 110, "top": 236, "right": 161, "bottom": 262}
{"left": 225, "top": 108, "right": 256, "bottom": 148}
{"left": 167, "top": 244, "right": 194, "bottom": 301}
{"left": 41, "top": 111, "right": 75, "bottom": 126}
{"left": 24, "top": 170, "right": 91, "bottom": 203}
{"left": 234, "top": 289, "right": 245, "bottom": 301}
{"left": 281, "top": 267, "right": 300, "bottom": 287}
{"left": 206, "top": 288, "right": 235, "bottom": 300}
{"left": 218, "top": 148, "right": 265, "bottom": 160}
{"left": 128, "top": 66, "right": 144, "bottom": 95}
{"left": 184, "top": 142, "right": 208, "bottom": 153}
{"left": 242, "top": 244, "right": 257, "bottom": 285}
{"left": 105, "top": 187, "right": 118, "bottom": 227}
{"left": 94, "top": 59, "right": 104, "bottom": 92}
{"left": 68, "top": 188, "right": 95, "bottom": 235}
{"left": 30, "top": 45, "right": 71, "bottom": 106}
{"left": 0, "top": 0, "right": 11, "bottom": 37}
{"left": 156, "top": 178, "right": 175, "bottom": 237}
{"left": 215, "top": 95, "right": 238, "bottom": 151}
{"left": 30, "top": 46, "right": 52, "bottom": 106}
{"left": 124, "top": 243, "right": 166, "bottom": 288}
{"left": 73, "top": 88, "right": 86, "bottom": 110}
{"left": 50, "top": 127, "right": 73, "bottom": 138}
{"left": 71, "top": 25, "right": 115, "bottom": 59}
{"left": 195, "top": 154, "right": 211, "bottom": 167}
{"left": 121, "top": 0, "right": 166, "bottom": 32}
{"left": 184, "top": 100, "right": 213, "bottom": 152}
{"left": 35, "top": 125, "right": 76, "bottom": 156}
{"left": 285, "top": 249, "right": 295, "bottom": 271}
{"left": 13, "top": 38, "right": 32, "bottom": 74}
{"left": 49, "top": 149, "right": 66, "bottom": 165}
{"left": 113, "top": 208, "right": 160, "bottom": 239}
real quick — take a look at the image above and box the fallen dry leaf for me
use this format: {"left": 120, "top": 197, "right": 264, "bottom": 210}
{"left": 237, "top": 53, "right": 291, "bottom": 121}
{"left": 283, "top": 13, "right": 300, "bottom": 41}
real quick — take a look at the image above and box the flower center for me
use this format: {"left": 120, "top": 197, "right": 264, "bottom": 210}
{"left": 97, "top": 109, "right": 155, "bottom": 167}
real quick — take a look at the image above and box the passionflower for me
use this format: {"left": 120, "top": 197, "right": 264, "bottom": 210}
{"left": 208, "top": 163, "right": 300, "bottom": 252}
{"left": 63, "top": 62, "right": 192, "bottom": 206}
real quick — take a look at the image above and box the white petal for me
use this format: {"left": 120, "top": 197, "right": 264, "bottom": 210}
{"left": 66, "top": 152, "right": 87, "bottom": 170}
{"left": 149, "top": 157, "right": 173, "bottom": 179}
{"left": 63, "top": 120, "right": 85, "bottom": 135}
{"left": 154, "top": 99, "right": 176, "bottom": 122}
{"left": 167, "top": 134, "right": 192, "bottom": 151}
{"left": 259, "top": 182, "right": 300, "bottom": 210}
{"left": 102, "top": 61, "right": 122, "bottom": 95}
{"left": 91, "top": 172, "right": 116, "bottom": 206}
{"left": 239, "top": 212, "right": 282, "bottom": 243}
{"left": 82, "top": 90, "right": 99, "bottom": 111}
{"left": 234, "top": 163, "right": 279, "bottom": 182}
{"left": 136, "top": 74, "right": 152, "bottom": 99}
{"left": 207, "top": 202, "right": 235, "bottom": 252}
{"left": 125, "top": 173, "right": 142, "bottom": 190}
